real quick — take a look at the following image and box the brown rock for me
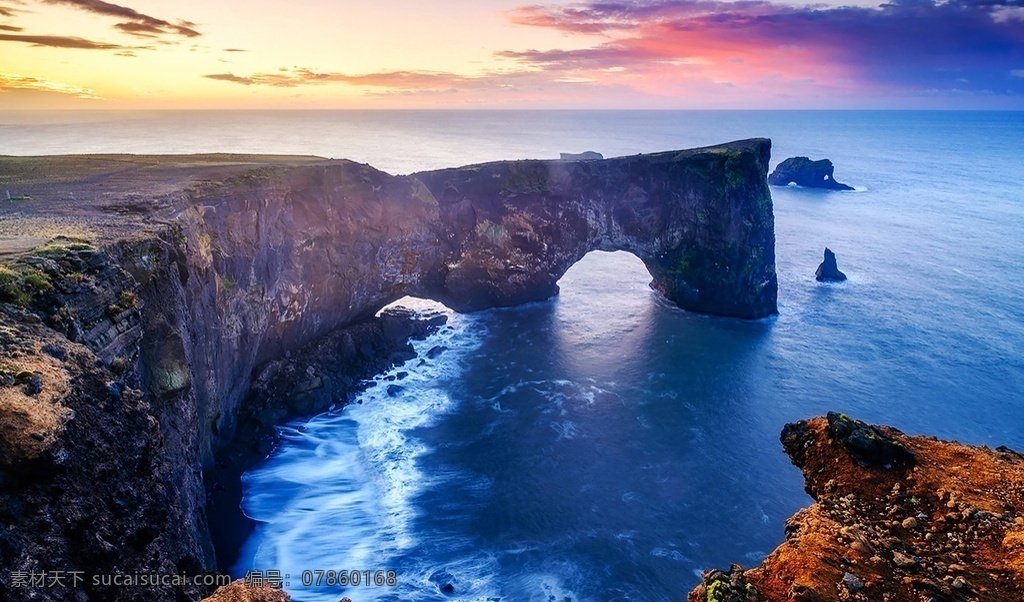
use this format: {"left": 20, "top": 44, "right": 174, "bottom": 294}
{"left": 690, "top": 415, "right": 1024, "bottom": 602}
{"left": 203, "top": 580, "right": 290, "bottom": 602}
{"left": 892, "top": 551, "right": 918, "bottom": 568}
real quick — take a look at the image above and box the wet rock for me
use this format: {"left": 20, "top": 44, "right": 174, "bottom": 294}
{"left": 426, "top": 345, "right": 447, "bottom": 359}
{"left": 429, "top": 569, "right": 456, "bottom": 595}
{"left": 386, "top": 384, "right": 404, "bottom": 397}
{"left": 815, "top": 248, "right": 847, "bottom": 282}
{"left": 768, "top": 156, "right": 853, "bottom": 190}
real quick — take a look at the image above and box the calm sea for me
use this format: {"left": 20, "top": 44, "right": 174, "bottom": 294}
{"left": 4, "top": 110, "right": 1023, "bottom": 601}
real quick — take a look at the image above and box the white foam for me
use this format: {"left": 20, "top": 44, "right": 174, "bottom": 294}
{"left": 234, "top": 299, "right": 485, "bottom": 601}
{"left": 651, "top": 547, "right": 688, "bottom": 562}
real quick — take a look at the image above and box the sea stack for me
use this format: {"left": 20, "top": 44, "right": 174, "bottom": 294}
{"left": 769, "top": 156, "right": 853, "bottom": 190}
{"left": 815, "top": 248, "right": 847, "bottom": 282}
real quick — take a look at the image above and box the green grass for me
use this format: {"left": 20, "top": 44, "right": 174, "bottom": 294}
{"left": 0, "top": 265, "right": 52, "bottom": 308}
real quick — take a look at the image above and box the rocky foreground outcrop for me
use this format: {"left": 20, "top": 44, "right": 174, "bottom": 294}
{"left": 202, "top": 581, "right": 289, "bottom": 602}
{"left": 690, "top": 413, "right": 1024, "bottom": 602}
{"left": 0, "top": 142, "right": 776, "bottom": 600}
{"left": 769, "top": 157, "right": 853, "bottom": 191}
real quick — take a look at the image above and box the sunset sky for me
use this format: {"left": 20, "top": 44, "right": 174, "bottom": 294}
{"left": 1, "top": 0, "right": 1022, "bottom": 109}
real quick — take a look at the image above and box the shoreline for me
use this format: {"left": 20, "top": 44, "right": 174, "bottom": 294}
{"left": 206, "top": 306, "right": 449, "bottom": 572}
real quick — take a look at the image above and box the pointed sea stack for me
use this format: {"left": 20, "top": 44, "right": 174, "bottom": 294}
{"left": 815, "top": 248, "right": 847, "bottom": 282}
{"left": 769, "top": 156, "right": 853, "bottom": 190}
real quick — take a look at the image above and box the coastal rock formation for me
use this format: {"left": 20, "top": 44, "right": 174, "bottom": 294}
{"left": 0, "top": 142, "right": 776, "bottom": 600}
{"left": 768, "top": 157, "right": 853, "bottom": 191}
{"left": 815, "top": 248, "right": 847, "bottom": 282}
{"left": 689, "top": 414, "right": 1024, "bottom": 602}
{"left": 559, "top": 151, "right": 603, "bottom": 161}
{"left": 415, "top": 139, "right": 777, "bottom": 318}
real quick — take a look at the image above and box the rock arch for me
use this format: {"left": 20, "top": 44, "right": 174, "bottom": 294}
{"left": 411, "top": 138, "right": 777, "bottom": 319}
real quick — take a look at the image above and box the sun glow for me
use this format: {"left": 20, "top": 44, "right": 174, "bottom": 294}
{"left": 0, "top": 0, "right": 1021, "bottom": 109}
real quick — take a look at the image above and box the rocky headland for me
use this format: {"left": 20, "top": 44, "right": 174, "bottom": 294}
{"left": 0, "top": 140, "right": 777, "bottom": 600}
{"left": 689, "top": 413, "right": 1024, "bottom": 602}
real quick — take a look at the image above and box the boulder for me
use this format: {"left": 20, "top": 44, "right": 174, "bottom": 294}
{"left": 815, "top": 248, "right": 847, "bottom": 282}
{"left": 769, "top": 156, "right": 853, "bottom": 190}
{"left": 825, "top": 412, "right": 916, "bottom": 469}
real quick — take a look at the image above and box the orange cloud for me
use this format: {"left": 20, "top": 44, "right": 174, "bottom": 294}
{"left": 0, "top": 72, "right": 102, "bottom": 97}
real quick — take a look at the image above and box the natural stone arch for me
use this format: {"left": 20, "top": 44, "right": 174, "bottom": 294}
{"left": 411, "top": 138, "right": 777, "bottom": 319}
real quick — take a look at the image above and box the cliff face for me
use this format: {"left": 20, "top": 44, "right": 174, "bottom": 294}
{"left": 689, "top": 414, "right": 1024, "bottom": 602}
{"left": 120, "top": 139, "right": 776, "bottom": 473}
{"left": 0, "top": 141, "right": 777, "bottom": 600}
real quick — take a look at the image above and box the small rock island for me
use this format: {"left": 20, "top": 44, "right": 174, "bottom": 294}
{"left": 816, "top": 247, "right": 848, "bottom": 282}
{"left": 769, "top": 156, "right": 854, "bottom": 190}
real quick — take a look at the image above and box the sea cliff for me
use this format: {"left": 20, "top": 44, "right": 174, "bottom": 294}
{"left": 0, "top": 140, "right": 776, "bottom": 600}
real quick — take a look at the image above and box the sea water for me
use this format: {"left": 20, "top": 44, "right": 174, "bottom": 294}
{"left": 4, "top": 110, "right": 1023, "bottom": 601}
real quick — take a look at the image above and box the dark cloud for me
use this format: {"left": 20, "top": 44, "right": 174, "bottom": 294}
{"left": 505, "top": 0, "right": 1024, "bottom": 95}
{"left": 40, "top": 0, "right": 200, "bottom": 37}
{"left": 0, "top": 23, "right": 22, "bottom": 30}
{"left": 223, "top": 48, "right": 247, "bottom": 52}
{"left": 0, "top": 3, "right": 27, "bottom": 18}
{"left": 0, "top": 32, "right": 123, "bottom": 48}
{"left": 114, "top": 21, "right": 162, "bottom": 37}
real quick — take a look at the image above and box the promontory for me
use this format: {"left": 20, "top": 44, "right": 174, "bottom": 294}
{"left": 0, "top": 139, "right": 776, "bottom": 601}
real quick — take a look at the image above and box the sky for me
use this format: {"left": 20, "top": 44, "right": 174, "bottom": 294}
{"left": 0, "top": 0, "right": 1022, "bottom": 109}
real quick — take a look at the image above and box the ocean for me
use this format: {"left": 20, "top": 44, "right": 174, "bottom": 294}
{"left": 4, "top": 110, "right": 1023, "bottom": 601}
